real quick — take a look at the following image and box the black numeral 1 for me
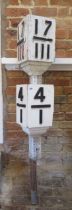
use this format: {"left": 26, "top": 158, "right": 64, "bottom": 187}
{"left": 47, "top": 45, "right": 50, "bottom": 59}
{"left": 20, "top": 109, "right": 23, "bottom": 123}
{"left": 41, "top": 44, "right": 44, "bottom": 59}
{"left": 35, "top": 43, "right": 38, "bottom": 58}
{"left": 39, "top": 110, "right": 43, "bottom": 124}
{"left": 35, "top": 19, "right": 38, "bottom": 35}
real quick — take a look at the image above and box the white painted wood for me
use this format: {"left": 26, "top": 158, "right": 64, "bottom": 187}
{"left": 2, "top": 57, "right": 19, "bottom": 71}
{"left": 17, "top": 15, "right": 56, "bottom": 63}
{"left": 28, "top": 85, "right": 54, "bottom": 128}
{"left": 20, "top": 61, "right": 52, "bottom": 75}
{"left": 0, "top": 2, "right": 3, "bottom": 144}
{"left": 2, "top": 57, "right": 72, "bottom": 65}
{"left": 2, "top": 57, "right": 18, "bottom": 64}
{"left": 16, "top": 84, "right": 54, "bottom": 132}
{"left": 55, "top": 58, "right": 72, "bottom": 65}
{"left": 16, "top": 85, "right": 27, "bottom": 127}
{"left": 2, "top": 57, "right": 72, "bottom": 71}
{"left": 22, "top": 126, "right": 48, "bottom": 136}
{"left": 49, "top": 58, "right": 72, "bottom": 71}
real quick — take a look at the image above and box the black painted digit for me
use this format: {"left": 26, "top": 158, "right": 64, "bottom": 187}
{"left": 39, "top": 110, "right": 42, "bottom": 124}
{"left": 21, "top": 21, "right": 24, "bottom": 38}
{"left": 22, "top": 43, "right": 24, "bottom": 59}
{"left": 18, "top": 87, "right": 23, "bottom": 101}
{"left": 20, "top": 109, "right": 23, "bottom": 123}
{"left": 44, "top": 20, "right": 52, "bottom": 36}
{"left": 41, "top": 44, "right": 44, "bottom": 59}
{"left": 47, "top": 44, "right": 50, "bottom": 59}
{"left": 35, "top": 19, "right": 38, "bottom": 35}
{"left": 35, "top": 43, "right": 38, "bottom": 58}
{"left": 34, "top": 87, "right": 45, "bottom": 102}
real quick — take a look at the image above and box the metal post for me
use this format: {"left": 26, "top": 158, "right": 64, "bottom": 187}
{"left": 29, "top": 75, "right": 42, "bottom": 204}
{"left": 30, "top": 158, "right": 38, "bottom": 204}
{"left": 29, "top": 136, "right": 38, "bottom": 204}
{"left": 30, "top": 75, "right": 42, "bottom": 84}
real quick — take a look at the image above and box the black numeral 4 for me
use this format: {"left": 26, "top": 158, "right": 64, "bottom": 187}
{"left": 18, "top": 87, "right": 23, "bottom": 101}
{"left": 34, "top": 87, "right": 45, "bottom": 102}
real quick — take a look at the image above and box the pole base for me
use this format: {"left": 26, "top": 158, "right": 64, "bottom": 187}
{"left": 31, "top": 191, "right": 38, "bottom": 205}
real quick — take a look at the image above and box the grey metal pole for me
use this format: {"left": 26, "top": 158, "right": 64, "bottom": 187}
{"left": 29, "top": 75, "right": 42, "bottom": 204}
{"left": 30, "top": 75, "right": 42, "bottom": 84}
{"left": 29, "top": 136, "right": 38, "bottom": 204}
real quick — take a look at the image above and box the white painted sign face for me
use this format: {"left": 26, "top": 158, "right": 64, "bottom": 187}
{"left": 16, "top": 85, "right": 27, "bottom": 127}
{"left": 28, "top": 85, "right": 54, "bottom": 128}
{"left": 17, "top": 15, "right": 56, "bottom": 63}
{"left": 16, "top": 85, "right": 54, "bottom": 128}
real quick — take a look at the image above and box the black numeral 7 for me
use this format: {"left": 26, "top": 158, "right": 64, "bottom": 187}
{"left": 44, "top": 20, "right": 52, "bottom": 36}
